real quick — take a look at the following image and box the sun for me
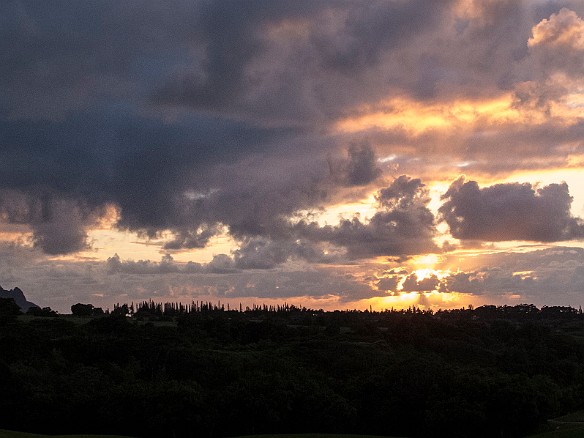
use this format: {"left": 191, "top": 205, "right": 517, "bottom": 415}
{"left": 407, "top": 253, "right": 452, "bottom": 284}
{"left": 413, "top": 253, "right": 440, "bottom": 268}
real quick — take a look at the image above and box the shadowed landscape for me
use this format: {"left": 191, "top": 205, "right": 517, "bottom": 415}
{"left": 3, "top": 292, "right": 584, "bottom": 438}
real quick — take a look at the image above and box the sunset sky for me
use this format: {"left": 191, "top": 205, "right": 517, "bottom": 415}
{"left": 1, "top": 0, "right": 584, "bottom": 313}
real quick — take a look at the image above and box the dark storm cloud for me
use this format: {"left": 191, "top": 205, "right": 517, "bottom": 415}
{"left": 0, "top": 1, "right": 198, "bottom": 120}
{"left": 7, "top": 0, "right": 544, "bottom": 125}
{"left": 2, "top": 0, "right": 579, "bottom": 122}
{"left": 0, "top": 109, "right": 307, "bottom": 250}
{"left": 2, "top": 0, "right": 584, "bottom": 260}
{"left": 0, "top": 0, "right": 341, "bottom": 255}
{"left": 310, "top": 0, "right": 452, "bottom": 75}
{"left": 439, "top": 178, "right": 584, "bottom": 242}
{"left": 0, "top": 190, "right": 103, "bottom": 254}
{"left": 163, "top": 224, "right": 222, "bottom": 250}
{"left": 151, "top": 0, "right": 327, "bottom": 116}
{"left": 152, "top": 0, "right": 456, "bottom": 123}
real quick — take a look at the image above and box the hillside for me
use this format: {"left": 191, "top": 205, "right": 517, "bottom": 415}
{"left": 1, "top": 302, "right": 584, "bottom": 437}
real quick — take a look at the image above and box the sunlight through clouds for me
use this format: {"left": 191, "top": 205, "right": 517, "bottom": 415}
{"left": 1, "top": 1, "right": 584, "bottom": 312}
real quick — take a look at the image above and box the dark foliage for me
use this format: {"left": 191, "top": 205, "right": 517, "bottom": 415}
{"left": 1, "top": 303, "right": 584, "bottom": 437}
{"left": 0, "top": 297, "right": 21, "bottom": 325}
{"left": 71, "top": 303, "right": 95, "bottom": 316}
{"left": 27, "top": 306, "right": 58, "bottom": 317}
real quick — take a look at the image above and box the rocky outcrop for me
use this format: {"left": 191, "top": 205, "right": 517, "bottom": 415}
{"left": 0, "top": 286, "right": 38, "bottom": 311}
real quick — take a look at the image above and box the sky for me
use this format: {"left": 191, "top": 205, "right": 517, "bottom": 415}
{"left": 1, "top": 0, "right": 584, "bottom": 313}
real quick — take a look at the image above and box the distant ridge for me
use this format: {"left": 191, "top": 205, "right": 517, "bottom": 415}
{"left": 0, "top": 286, "right": 38, "bottom": 311}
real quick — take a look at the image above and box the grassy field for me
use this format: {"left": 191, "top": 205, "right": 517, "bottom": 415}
{"left": 5, "top": 430, "right": 584, "bottom": 438}
{"left": 0, "top": 432, "right": 397, "bottom": 438}
{"left": 550, "top": 410, "right": 584, "bottom": 423}
{"left": 530, "top": 426, "right": 584, "bottom": 438}
{"left": 236, "top": 435, "right": 397, "bottom": 438}
{"left": 528, "top": 410, "right": 584, "bottom": 437}
{"left": 0, "top": 431, "right": 133, "bottom": 438}
{"left": 3, "top": 405, "right": 583, "bottom": 438}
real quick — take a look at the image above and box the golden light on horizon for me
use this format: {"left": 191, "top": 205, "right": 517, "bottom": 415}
{"left": 367, "top": 290, "right": 477, "bottom": 311}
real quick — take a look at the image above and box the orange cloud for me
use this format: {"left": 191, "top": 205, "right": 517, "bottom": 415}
{"left": 529, "top": 8, "right": 584, "bottom": 50}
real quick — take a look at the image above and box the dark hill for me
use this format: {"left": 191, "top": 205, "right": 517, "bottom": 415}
{"left": 0, "top": 286, "right": 38, "bottom": 311}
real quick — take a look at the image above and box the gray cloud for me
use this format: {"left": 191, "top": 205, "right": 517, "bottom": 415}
{"left": 232, "top": 237, "right": 342, "bottom": 269}
{"left": 104, "top": 251, "right": 372, "bottom": 302}
{"left": 401, "top": 273, "right": 441, "bottom": 292}
{"left": 378, "top": 175, "right": 426, "bottom": 208}
{"left": 0, "top": 190, "right": 104, "bottom": 254}
{"left": 107, "top": 253, "right": 202, "bottom": 275}
{"left": 1, "top": 0, "right": 583, "bottom": 276}
{"left": 107, "top": 175, "right": 441, "bottom": 273}
{"left": 106, "top": 253, "right": 243, "bottom": 275}
{"left": 437, "top": 246, "right": 584, "bottom": 304}
{"left": 329, "top": 142, "right": 381, "bottom": 187}
{"left": 370, "top": 246, "right": 584, "bottom": 305}
{"left": 151, "top": 0, "right": 457, "bottom": 123}
{"left": 163, "top": 224, "right": 222, "bottom": 250}
{"left": 376, "top": 276, "right": 400, "bottom": 293}
{"left": 296, "top": 175, "right": 437, "bottom": 258}
{"left": 439, "top": 178, "right": 584, "bottom": 242}
{"left": 9, "top": 0, "right": 572, "bottom": 124}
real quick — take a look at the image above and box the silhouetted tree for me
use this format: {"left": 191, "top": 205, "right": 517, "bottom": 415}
{"left": 27, "top": 306, "right": 58, "bottom": 317}
{"left": 71, "top": 303, "right": 94, "bottom": 316}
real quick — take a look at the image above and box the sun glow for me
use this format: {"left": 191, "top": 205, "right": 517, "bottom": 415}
{"left": 368, "top": 290, "right": 477, "bottom": 311}
{"left": 411, "top": 268, "right": 452, "bottom": 283}
{"left": 406, "top": 253, "right": 452, "bottom": 283}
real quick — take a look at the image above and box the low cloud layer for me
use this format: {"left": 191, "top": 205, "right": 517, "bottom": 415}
{"left": 372, "top": 246, "right": 584, "bottom": 303}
